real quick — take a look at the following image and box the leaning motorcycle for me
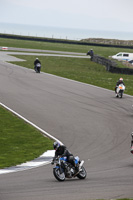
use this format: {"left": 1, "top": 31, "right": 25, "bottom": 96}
{"left": 52, "top": 156, "right": 87, "bottom": 181}
{"left": 130, "top": 146, "right": 133, "bottom": 154}
{"left": 34, "top": 63, "right": 41, "bottom": 73}
{"left": 116, "top": 84, "right": 125, "bottom": 98}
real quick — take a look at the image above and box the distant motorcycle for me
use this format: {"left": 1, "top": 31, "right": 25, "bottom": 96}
{"left": 130, "top": 146, "right": 133, "bottom": 154}
{"left": 116, "top": 84, "right": 125, "bottom": 98}
{"left": 52, "top": 156, "right": 87, "bottom": 181}
{"left": 130, "top": 133, "right": 133, "bottom": 154}
{"left": 34, "top": 63, "right": 41, "bottom": 73}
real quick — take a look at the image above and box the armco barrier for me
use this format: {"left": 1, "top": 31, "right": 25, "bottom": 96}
{"left": 1, "top": 34, "right": 133, "bottom": 49}
{"left": 107, "top": 65, "right": 133, "bottom": 74}
{"left": 92, "top": 55, "right": 133, "bottom": 75}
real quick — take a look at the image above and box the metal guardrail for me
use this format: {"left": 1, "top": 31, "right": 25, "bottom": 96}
{"left": 92, "top": 54, "right": 116, "bottom": 68}
{"left": 92, "top": 55, "right": 133, "bottom": 75}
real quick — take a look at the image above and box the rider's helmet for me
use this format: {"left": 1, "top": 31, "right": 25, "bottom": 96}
{"left": 131, "top": 132, "right": 133, "bottom": 138}
{"left": 119, "top": 78, "right": 123, "bottom": 82}
{"left": 36, "top": 58, "right": 38, "bottom": 60}
{"left": 53, "top": 141, "right": 60, "bottom": 150}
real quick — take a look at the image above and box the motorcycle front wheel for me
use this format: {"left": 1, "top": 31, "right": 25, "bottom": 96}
{"left": 120, "top": 92, "right": 123, "bottom": 98}
{"left": 77, "top": 166, "right": 87, "bottom": 179}
{"left": 53, "top": 168, "right": 65, "bottom": 181}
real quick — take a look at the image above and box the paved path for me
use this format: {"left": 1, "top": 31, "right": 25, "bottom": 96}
{"left": 0, "top": 47, "right": 89, "bottom": 62}
{"left": 0, "top": 46, "right": 87, "bottom": 55}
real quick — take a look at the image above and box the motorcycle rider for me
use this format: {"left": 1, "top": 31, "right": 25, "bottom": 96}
{"left": 51, "top": 141, "right": 79, "bottom": 174}
{"left": 34, "top": 58, "right": 41, "bottom": 71}
{"left": 115, "top": 77, "right": 125, "bottom": 94}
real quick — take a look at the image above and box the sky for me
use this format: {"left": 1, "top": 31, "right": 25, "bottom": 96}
{"left": 0, "top": 0, "right": 133, "bottom": 32}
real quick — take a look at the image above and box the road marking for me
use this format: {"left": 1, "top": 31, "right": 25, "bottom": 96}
{"left": 0, "top": 150, "right": 55, "bottom": 174}
{"left": 0, "top": 102, "right": 63, "bottom": 174}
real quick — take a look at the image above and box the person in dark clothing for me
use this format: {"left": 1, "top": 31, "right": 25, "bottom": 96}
{"left": 34, "top": 58, "right": 41, "bottom": 65}
{"left": 51, "top": 141, "right": 79, "bottom": 173}
{"left": 115, "top": 78, "right": 125, "bottom": 93}
{"left": 87, "top": 49, "right": 94, "bottom": 61}
{"left": 34, "top": 58, "right": 41, "bottom": 71}
{"left": 89, "top": 49, "right": 94, "bottom": 61}
{"left": 87, "top": 51, "right": 90, "bottom": 55}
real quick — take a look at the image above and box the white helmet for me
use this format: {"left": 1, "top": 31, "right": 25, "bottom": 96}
{"left": 119, "top": 78, "right": 123, "bottom": 81}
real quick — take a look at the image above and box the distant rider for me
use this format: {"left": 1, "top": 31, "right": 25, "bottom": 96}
{"left": 34, "top": 58, "right": 41, "bottom": 71}
{"left": 115, "top": 78, "right": 125, "bottom": 93}
{"left": 51, "top": 141, "right": 79, "bottom": 174}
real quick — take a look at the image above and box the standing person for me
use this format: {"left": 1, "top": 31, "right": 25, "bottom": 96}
{"left": 34, "top": 58, "right": 41, "bottom": 72}
{"left": 90, "top": 49, "right": 94, "bottom": 61}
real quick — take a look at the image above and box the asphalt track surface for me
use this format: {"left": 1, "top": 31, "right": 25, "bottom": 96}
{"left": 0, "top": 51, "right": 133, "bottom": 200}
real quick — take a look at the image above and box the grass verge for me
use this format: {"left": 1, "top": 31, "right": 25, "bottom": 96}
{"left": 0, "top": 106, "right": 53, "bottom": 168}
{"left": 1, "top": 37, "right": 133, "bottom": 56}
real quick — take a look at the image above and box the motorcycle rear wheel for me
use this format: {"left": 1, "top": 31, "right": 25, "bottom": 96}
{"left": 53, "top": 168, "right": 65, "bottom": 181}
{"left": 76, "top": 166, "right": 87, "bottom": 179}
{"left": 36, "top": 67, "right": 40, "bottom": 73}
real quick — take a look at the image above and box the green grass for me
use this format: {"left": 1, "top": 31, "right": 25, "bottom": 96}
{"left": 0, "top": 106, "right": 53, "bottom": 168}
{"left": 1, "top": 36, "right": 133, "bottom": 69}
{"left": 10, "top": 54, "right": 133, "bottom": 96}
{"left": 1, "top": 37, "right": 133, "bottom": 56}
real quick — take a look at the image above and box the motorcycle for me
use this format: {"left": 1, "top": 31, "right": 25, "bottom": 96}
{"left": 116, "top": 84, "right": 125, "bottom": 98}
{"left": 130, "top": 146, "right": 133, "bottom": 154}
{"left": 34, "top": 63, "right": 41, "bottom": 73}
{"left": 131, "top": 133, "right": 133, "bottom": 154}
{"left": 52, "top": 156, "right": 87, "bottom": 181}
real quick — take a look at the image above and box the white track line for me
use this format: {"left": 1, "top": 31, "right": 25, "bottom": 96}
{"left": 0, "top": 102, "right": 63, "bottom": 174}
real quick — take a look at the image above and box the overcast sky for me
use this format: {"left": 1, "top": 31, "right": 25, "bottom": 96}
{"left": 0, "top": 0, "right": 133, "bottom": 32}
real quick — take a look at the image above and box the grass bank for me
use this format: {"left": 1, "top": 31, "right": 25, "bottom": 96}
{"left": 0, "top": 106, "right": 53, "bottom": 168}
{"left": 1, "top": 37, "right": 133, "bottom": 57}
